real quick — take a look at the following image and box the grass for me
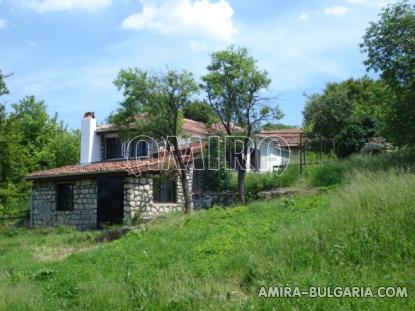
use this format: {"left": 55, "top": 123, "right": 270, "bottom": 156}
{"left": 229, "top": 165, "right": 302, "bottom": 198}
{"left": 305, "top": 148, "right": 415, "bottom": 188}
{"left": 0, "top": 164, "right": 414, "bottom": 309}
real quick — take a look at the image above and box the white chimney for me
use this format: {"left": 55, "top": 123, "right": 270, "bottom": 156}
{"left": 80, "top": 112, "right": 100, "bottom": 164}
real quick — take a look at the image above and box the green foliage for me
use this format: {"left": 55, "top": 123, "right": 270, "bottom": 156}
{"left": 111, "top": 68, "right": 199, "bottom": 212}
{"left": 202, "top": 45, "right": 282, "bottom": 136}
{"left": 228, "top": 165, "right": 302, "bottom": 198}
{"left": 361, "top": 1, "right": 415, "bottom": 145}
{"left": 194, "top": 137, "right": 231, "bottom": 191}
{"left": 302, "top": 76, "right": 391, "bottom": 141}
{"left": 260, "top": 122, "right": 296, "bottom": 131}
{"left": 182, "top": 100, "right": 217, "bottom": 124}
{"left": 0, "top": 70, "right": 9, "bottom": 97}
{"left": 202, "top": 46, "right": 283, "bottom": 202}
{"left": 307, "top": 162, "right": 346, "bottom": 188}
{"left": 0, "top": 95, "right": 80, "bottom": 217}
{"left": 111, "top": 68, "right": 198, "bottom": 139}
{"left": 0, "top": 165, "right": 414, "bottom": 309}
{"left": 361, "top": 1, "right": 415, "bottom": 91}
{"left": 306, "top": 148, "right": 415, "bottom": 187}
{"left": 334, "top": 123, "right": 368, "bottom": 158}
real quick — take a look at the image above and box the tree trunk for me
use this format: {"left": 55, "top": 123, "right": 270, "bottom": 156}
{"left": 180, "top": 169, "right": 193, "bottom": 213}
{"left": 171, "top": 139, "right": 193, "bottom": 213}
{"left": 237, "top": 168, "right": 246, "bottom": 204}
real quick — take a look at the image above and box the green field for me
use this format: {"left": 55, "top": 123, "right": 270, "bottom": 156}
{"left": 1, "top": 154, "right": 415, "bottom": 310}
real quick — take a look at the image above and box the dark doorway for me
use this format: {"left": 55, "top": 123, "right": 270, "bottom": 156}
{"left": 97, "top": 177, "right": 124, "bottom": 228}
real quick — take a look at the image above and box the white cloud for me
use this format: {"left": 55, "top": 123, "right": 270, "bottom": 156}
{"left": 189, "top": 40, "right": 207, "bottom": 53}
{"left": 297, "top": 13, "right": 309, "bottom": 22}
{"left": 122, "top": 0, "right": 237, "bottom": 41}
{"left": 15, "top": 0, "right": 112, "bottom": 13}
{"left": 0, "top": 19, "right": 5, "bottom": 28}
{"left": 324, "top": 6, "right": 351, "bottom": 16}
{"left": 344, "top": 0, "right": 393, "bottom": 6}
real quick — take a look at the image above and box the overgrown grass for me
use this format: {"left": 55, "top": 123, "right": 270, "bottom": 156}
{"left": 306, "top": 148, "right": 415, "bottom": 188}
{"left": 229, "top": 165, "right": 302, "bottom": 197}
{"left": 0, "top": 167, "right": 414, "bottom": 310}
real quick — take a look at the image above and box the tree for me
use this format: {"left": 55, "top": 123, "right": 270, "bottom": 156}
{"left": 201, "top": 46, "right": 283, "bottom": 203}
{"left": 334, "top": 123, "right": 369, "bottom": 158}
{"left": 260, "top": 123, "right": 296, "bottom": 131}
{"left": 0, "top": 95, "right": 80, "bottom": 215}
{"left": 360, "top": 1, "right": 415, "bottom": 145}
{"left": 302, "top": 77, "right": 392, "bottom": 140}
{"left": 112, "top": 68, "right": 198, "bottom": 213}
{"left": 0, "top": 70, "right": 10, "bottom": 98}
{"left": 182, "top": 100, "right": 217, "bottom": 124}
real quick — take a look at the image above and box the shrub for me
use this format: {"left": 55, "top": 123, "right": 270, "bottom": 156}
{"left": 228, "top": 165, "right": 302, "bottom": 198}
{"left": 307, "top": 161, "right": 346, "bottom": 187}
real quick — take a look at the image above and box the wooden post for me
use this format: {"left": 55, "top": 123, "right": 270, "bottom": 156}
{"left": 300, "top": 133, "right": 303, "bottom": 174}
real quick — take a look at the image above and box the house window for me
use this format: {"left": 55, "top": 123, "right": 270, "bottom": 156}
{"left": 56, "top": 183, "right": 74, "bottom": 211}
{"left": 105, "top": 137, "right": 122, "bottom": 159}
{"left": 129, "top": 141, "right": 149, "bottom": 158}
{"left": 153, "top": 175, "right": 177, "bottom": 203}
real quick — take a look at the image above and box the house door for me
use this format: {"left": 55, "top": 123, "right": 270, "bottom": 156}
{"left": 97, "top": 177, "right": 124, "bottom": 228}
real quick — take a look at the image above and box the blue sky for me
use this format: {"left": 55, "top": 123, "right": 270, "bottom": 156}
{"left": 0, "top": 0, "right": 404, "bottom": 129}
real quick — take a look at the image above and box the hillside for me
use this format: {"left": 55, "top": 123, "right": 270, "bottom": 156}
{"left": 1, "top": 164, "right": 414, "bottom": 310}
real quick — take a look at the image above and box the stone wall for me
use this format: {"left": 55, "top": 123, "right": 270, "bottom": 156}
{"left": 31, "top": 168, "right": 193, "bottom": 228}
{"left": 31, "top": 179, "right": 97, "bottom": 230}
{"left": 123, "top": 176, "right": 153, "bottom": 221}
{"left": 123, "top": 170, "right": 191, "bottom": 221}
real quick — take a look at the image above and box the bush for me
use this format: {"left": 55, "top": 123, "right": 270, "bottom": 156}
{"left": 307, "top": 161, "right": 346, "bottom": 187}
{"left": 306, "top": 147, "right": 415, "bottom": 187}
{"left": 229, "top": 165, "right": 302, "bottom": 198}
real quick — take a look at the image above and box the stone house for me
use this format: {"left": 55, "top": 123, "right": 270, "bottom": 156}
{"left": 27, "top": 112, "right": 303, "bottom": 229}
{"left": 28, "top": 113, "right": 201, "bottom": 229}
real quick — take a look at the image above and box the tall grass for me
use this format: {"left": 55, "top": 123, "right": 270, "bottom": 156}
{"left": 229, "top": 165, "right": 302, "bottom": 197}
{"left": 0, "top": 168, "right": 414, "bottom": 310}
{"left": 306, "top": 148, "right": 415, "bottom": 187}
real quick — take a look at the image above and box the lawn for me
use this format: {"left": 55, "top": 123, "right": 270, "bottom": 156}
{"left": 0, "top": 164, "right": 414, "bottom": 310}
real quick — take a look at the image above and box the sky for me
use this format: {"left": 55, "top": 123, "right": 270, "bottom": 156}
{"left": 0, "top": 0, "right": 406, "bottom": 129}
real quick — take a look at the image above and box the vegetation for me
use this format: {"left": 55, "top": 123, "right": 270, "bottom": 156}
{"left": 361, "top": 0, "right": 415, "bottom": 145}
{"left": 182, "top": 100, "right": 217, "bottom": 124}
{"left": 0, "top": 87, "right": 79, "bottom": 218}
{"left": 260, "top": 122, "right": 296, "bottom": 131}
{"left": 228, "top": 165, "right": 301, "bottom": 198}
{"left": 201, "top": 46, "right": 283, "bottom": 203}
{"left": 110, "top": 68, "right": 199, "bottom": 213}
{"left": 1, "top": 155, "right": 414, "bottom": 309}
{"left": 302, "top": 77, "right": 393, "bottom": 157}
{"left": 302, "top": 1, "right": 415, "bottom": 153}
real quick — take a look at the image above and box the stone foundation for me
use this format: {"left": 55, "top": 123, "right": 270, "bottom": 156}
{"left": 31, "top": 168, "right": 193, "bottom": 229}
{"left": 31, "top": 179, "right": 97, "bottom": 230}
{"left": 123, "top": 171, "right": 190, "bottom": 221}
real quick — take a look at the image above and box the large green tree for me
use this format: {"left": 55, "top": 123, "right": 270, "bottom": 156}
{"left": 182, "top": 100, "right": 217, "bottom": 124}
{"left": 360, "top": 1, "right": 415, "bottom": 145}
{"left": 202, "top": 46, "right": 282, "bottom": 203}
{"left": 0, "top": 94, "right": 80, "bottom": 215}
{"left": 111, "top": 68, "right": 198, "bottom": 213}
{"left": 303, "top": 77, "right": 392, "bottom": 134}
{"left": 302, "top": 77, "right": 394, "bottom": 157}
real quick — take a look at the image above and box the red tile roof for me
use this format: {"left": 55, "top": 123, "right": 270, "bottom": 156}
{"left": 96, "top": 117, "right": 236, "bottom": 136}
{"left": 256, "top": 128, "right": 304, "bottom": 147}
{"left": 97, "top": 118, "right": 210, "bottom": 135}
{"left": 28, "top": 143, "right": 204, "bottom": 180}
